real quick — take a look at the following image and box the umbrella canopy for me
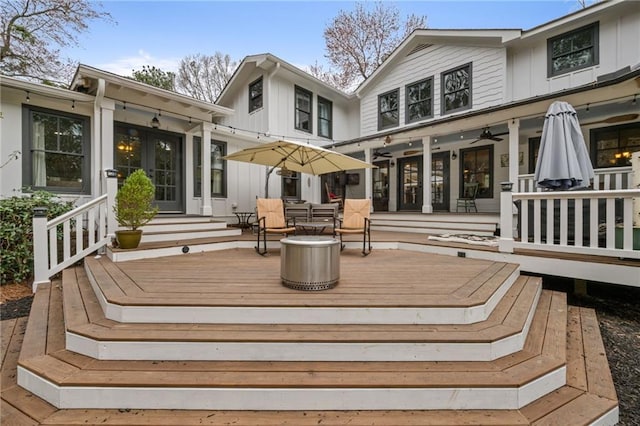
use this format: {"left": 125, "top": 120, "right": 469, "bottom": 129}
{"left": 223, "top": 139, "right": 374, "bottom": 175}
{"left": 534, "top": 101, "right": 594, "bottom": 190}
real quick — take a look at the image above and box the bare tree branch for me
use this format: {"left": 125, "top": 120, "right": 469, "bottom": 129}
{"left": 175, "top": 52, "right": 237, "bottom": 103}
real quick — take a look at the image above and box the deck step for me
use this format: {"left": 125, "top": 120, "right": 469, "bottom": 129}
{"left": 86, "top": 251, "right": 521, "bottom": 325}
{"left": 62, "top": 266, "right": 541, "bottom": 361}
{"left": 17, "top": 283, "right": 567, "bottom": 410}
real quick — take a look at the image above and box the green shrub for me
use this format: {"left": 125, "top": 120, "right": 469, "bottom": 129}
{"left": 115, "top": 169, "right": 158, "bottom": 230}
{"left": 0, "top": 191, "right": 74, "bottom": 285}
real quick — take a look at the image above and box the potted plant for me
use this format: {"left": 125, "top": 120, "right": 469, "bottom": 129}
{"left": 114, "top": 169, "right": 158, "bottom": 249}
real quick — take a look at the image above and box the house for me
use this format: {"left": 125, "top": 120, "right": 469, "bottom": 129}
{"left": 0, "top": 0, "right": 638, "bottom": 288}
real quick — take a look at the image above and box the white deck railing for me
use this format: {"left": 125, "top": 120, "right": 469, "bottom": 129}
{"left": 32, "top": 194, "right": 110, "bottom": 290}
{"left": 499, "top": 188, "right": 640, "bottom": 259}
{"left": 518, "top": 166, "right": 632, "bottom": 192}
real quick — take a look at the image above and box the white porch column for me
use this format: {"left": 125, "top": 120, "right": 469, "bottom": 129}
{"left": 105, "top": 169, "right": 119, "bottom": 237}
{"left": 32, "top": 207, "right": 50, "bottom": 290}
{"left": 422, "top": 137, "right": 433, "bottom": 214}
{"left": 200, "top": 123, "right": 213, "bottom": 216}
{"left": 508, "top": 119, "right": 520, "bottom": 187}
{"left": 498, "top": 183, "right": 515, "bottom": 253}
{"left": 364, "top": 147, "right": 373, "bottom": 208}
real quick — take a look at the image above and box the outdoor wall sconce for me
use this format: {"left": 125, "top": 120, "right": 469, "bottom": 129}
{"left": 105, "top": 169, "right": 118, "bottom": 178}
{"left": 451, "top": 151, "right": 458, "bottom": 160}
{"left": 151, "top": 114, "right": 160, "bottom": 128}
{"left": 500, "top": 181, "right": 514, "bottom": 191}
{"left": 390, "top": 160, "right": 395, "bottom": 167}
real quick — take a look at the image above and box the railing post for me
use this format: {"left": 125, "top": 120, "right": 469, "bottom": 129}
{"left": 499, "top": 182, "right": 514, "bottom": 253}
{"left": 32, "top": 207, "right": 49, "bottom": 292}
{"left": 105, "top": 169, "right": 119, "bottom": 238}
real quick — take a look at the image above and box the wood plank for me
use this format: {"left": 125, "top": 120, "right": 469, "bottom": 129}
{"left": 520, "top": 386, "right": 583, "bottom": 423}
{"left": 1, "top": 385, "right": 58, "bottom": 424}
{"left": 18, "top": 284, "right": 50, "bottom": 361}
{"left": 541, "top": 291, "right": 567, "bottom": 361}
{"left": 580, "top": 307, "right": 618, "bottom": 401}
{"left": 62, "top": 268, "right": 90, "bottom": 330}
{"left": 532, "top": 393, "right": 618, "bottom": 426}
{"left": 46, "top": 280, "right": 66, "bottom": 354}
{"left": 1, "top": 318, "right": 17, "bottom": 368}
{"left": 565, "top": 306, "right": 588, "bottom": 391}
{"left": 1, "top": 317, "right": 27, "bottom": 391}
{"left": 0, "top": 399, "right": 38, "bottom": 425}
{"left": 75, "top": 266, "right": 109, "bottom": 325}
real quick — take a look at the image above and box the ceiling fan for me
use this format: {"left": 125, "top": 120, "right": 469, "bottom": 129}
{"left": 470, "top": 127, "right": 508, "bottom": 144}
{"left": 373, "top": 149, "right": 392, "bottom": 159}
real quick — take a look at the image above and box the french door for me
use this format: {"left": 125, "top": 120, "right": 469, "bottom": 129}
{"left": 431, "top": 151, "right": 450, "bottom": 211}
{"left": 114, "top": 124, "right": 183, "bottom": 212}
{"left": 397, "top": 156, "right": 422, "bottom": 211}
{"left": 372, "top": 160, "right": 389, "bottom": 211}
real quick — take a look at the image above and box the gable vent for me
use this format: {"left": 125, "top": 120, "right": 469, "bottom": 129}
{"left": 407, "top": 43, "right": 433, "bottom": 56}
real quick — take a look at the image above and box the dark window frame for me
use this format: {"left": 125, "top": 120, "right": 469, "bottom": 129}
{"left": 378, "top": 88, "right": 400, "bottom": 130}
{"left": 459, "top": 144, "right": 494, "bottom": 199}
{"left": 317, "top": 96, "right": 333, "bottom": 139}
{"left": 547, "top": 22, "right": 599, "bottom": 78}
{"left": 193, "top": 136, "right": 227, "bottom": 198}
{"left": 294, "top": 85, "right": 312, "bottom": 133}
{"left": 405, "top": 77, "right": 434, "bottom": 124}
{"left": 528, "top": 137, "right": 541, "bottom": 173}
{"left": 441, "top": 63, "right": 472, "bottom": 115}
{"left": 22, "top": 105, "right": 91, "bottom": 194}
{"left": 248, "top": 77, "right": 263, "bottom": 113}
{"left": 590, "top": 121, "right": 640, "bottom": 169}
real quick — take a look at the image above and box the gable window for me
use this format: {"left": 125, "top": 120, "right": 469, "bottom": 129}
{"left": 441, "top": 63, "right": 471, "bottom": 114}
{"left": 548, "top": 23, "right": 599, "bottom": 77}
{"left": 193, "top": 137, "right": 227, "bottom": 197}
{"left": 317, "top": 96, "right": 332, "bottom": 139}
{"left": 295, "top": 86, "right": 312, "bottom": 133}
{"left": 591, "top": 122, "right": 640, "bottom": 168}
{"left": 460, "top": 145, "right": 493, "bottom": 199}
{"left": 249, "top": 77, "right": 263, "bottom": 112}
{"left": 405, "top": 77, "right": 433, "bottom": 123}
{"left": 378, "top": 89, "right": 399, "bottom": 130}
{"left": 22, "top": 106, "right": 90, "bottom": 193}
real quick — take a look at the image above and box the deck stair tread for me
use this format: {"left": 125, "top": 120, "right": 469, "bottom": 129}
{"left": 4, "top": 287, "right": 618, "bottom": 424}
{"left": 64, "top": 265, "right": 540, "bottom": 345}
{"left": 19, "top": 283, "right": 564, "bottom": 389}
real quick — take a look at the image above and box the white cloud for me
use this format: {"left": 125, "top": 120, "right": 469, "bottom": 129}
{"left": 97, "top": 49, "right": 180, "bottom": 77}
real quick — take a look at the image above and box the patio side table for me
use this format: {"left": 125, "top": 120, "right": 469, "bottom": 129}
{"left": 280, "top": 236, "right": 340, "bottom": 291}
{"left": 233, "top": 211, "right": 254, "bottom": 229}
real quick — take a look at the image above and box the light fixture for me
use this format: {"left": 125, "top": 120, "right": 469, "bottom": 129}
{"left": 384, "top": 135, "right": 391, "bottom": 146}
{"left": 151, "top": 114, "right": 160, "bottom": 128}
{"left": 451, "top": 151, "right": 458, "bottom": 160}
{"left": 26, "top": 91, "right": 30, "bottom": 102}
{"left": 188, "top": 116, "right": 191, "bottom": 124}
{"left": 390, "top": 160, "right": 395, "bottom": 167}
{"left": 633, "top": 95, "right": 637, "bottom": 106}
{"left": 71, "top": 100, "right": 75, "bottom": 109}
{"left": 586, "top": 103, "right": 590, "bottom": 112}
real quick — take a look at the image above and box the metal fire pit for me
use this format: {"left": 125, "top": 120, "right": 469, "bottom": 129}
{"left": 280, "top": 236, "right": 340, "bottom": 291}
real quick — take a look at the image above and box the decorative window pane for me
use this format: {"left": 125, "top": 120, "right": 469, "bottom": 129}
{"left": 548, "top": 23, "right": 599, "bottom": 77}
{"left": 591, "top": 122, "right": 640, "bottom": 168}
{"left": 378, "top": 89, "right": 399, "bottom": 130}
{"left": 317, "top": 96, "right": 332, "bottom": 139}
{"left": 295, "top": 86, "right": 312, "bottom": 133}
{"left": 193, "top": 137, "right": 227, "bottom": 197}
{"left": 249, "top": 77, "right": 263, "bottom": 112}
{"left": 406, "top": 77, "right": 433, "bottom": 123}
{"left": 23, "top": 107, "right": 89, "bottom": 193}
{"left": 460, "top": 145, "right": 493, "bottom": 199}
{"left": 441, "top": 64, "right": 471, "bottom": 114}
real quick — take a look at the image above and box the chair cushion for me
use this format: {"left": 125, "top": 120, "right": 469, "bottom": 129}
{"left": 257, "top": 198, "right": 286, "bottom": 228}
{"left": 341, "top": 199, "right": 371, "bottom": 229}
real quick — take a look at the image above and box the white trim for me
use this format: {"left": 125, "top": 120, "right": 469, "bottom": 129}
{"left": 589, "top": 407, "right": 620, "bottom": 426}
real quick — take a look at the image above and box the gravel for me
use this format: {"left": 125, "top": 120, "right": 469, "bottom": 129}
{"left": 2, "top": 281, "right": 638, "bottom": 424}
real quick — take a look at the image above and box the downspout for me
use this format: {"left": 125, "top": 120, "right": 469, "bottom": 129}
{"left": 94, "top": 78, "right": 105, "bottom": 198}
{"left": 264, "top": 62, "right": 281, "bottom": 198}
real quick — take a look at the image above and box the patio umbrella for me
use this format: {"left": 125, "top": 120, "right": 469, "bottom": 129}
{"left": 534, "top": 101, "right": 594, "bottom": 190}
{"left": 223, "top": 139, "right": 375, "bottom": 197}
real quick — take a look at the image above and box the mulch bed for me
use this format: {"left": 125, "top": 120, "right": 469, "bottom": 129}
{"left": 2, "top": 280, "right": 638, "bottom": 424}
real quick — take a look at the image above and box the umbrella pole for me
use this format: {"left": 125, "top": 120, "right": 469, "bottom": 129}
{"left": 265, "top": 166, "right": 276, "bottom": 198}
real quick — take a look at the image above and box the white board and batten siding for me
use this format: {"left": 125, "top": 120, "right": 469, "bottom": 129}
{"left": 359, "top": 45, "right": 507, "bottom": 138}
{"left": 507, "top": 5, "right": 640, "bottom": 102}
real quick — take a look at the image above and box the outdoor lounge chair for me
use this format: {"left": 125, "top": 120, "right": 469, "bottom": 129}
{"left": 255, "top": 198, "right": 297, "bottom": 255}
{"left": 334, "top": 198, "right": 372, "bottom": 256}
{"left": 325, "top": 182, "right": 343, "bottom": 209}
{"left": 456, "top": 182, "right": 479, "bottom": 213}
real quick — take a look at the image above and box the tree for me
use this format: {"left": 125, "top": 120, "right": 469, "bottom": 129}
{"left": 131, "top": 65, "right": 176, "bottom": 91}
{"left": 0, "top": 0, "right": 110, "bottom": 84}
{"left": 316, "top": 2, "right": 426, "bottom": 92}
{"left": 175, "top": 52, "right": 237, "bottom": 103}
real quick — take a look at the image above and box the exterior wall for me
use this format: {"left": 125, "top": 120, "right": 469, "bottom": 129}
{"left": 359, "top": 45, "right": 507, "bottom": 137}
{"left": 507, "top": 6, "right": 640, "bottom": 101}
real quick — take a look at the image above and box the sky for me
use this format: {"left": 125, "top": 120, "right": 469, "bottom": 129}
{"left": 62, "top": 0, "right": 591, "bottom": 76}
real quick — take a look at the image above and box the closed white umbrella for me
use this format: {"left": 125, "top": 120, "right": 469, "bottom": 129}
{"left": 223, "top": 139, "right": 375, "bottom": 197}
{"left": 534, "top": 101, "right": 594, "bottom": 190}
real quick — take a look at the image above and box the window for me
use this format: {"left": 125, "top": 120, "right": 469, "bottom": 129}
{"left": 281, "top": 171, "right": 301, "bottom": 201}
{"left": 22, "top": 106, "right": 90, "bottom": 193}
{"left": 405, "top": 77, "right": 433, "bottom": 123}
{"left": 249, "top": 77, "right": 263, "bottom": 112}
{"left": 378, "top": 89, "right": 399, "bottom": 130}
{"left": 317, "top": 96, "right": 332, "bottom": 139}
{"left": 548, "top": 23, "right": 599, "bottom": 77}
{"left": 441, "top": 63, "right": 471, "bottom": 114}
{"left": 591, "top": 122, "right": 640, "bottom": 168}
{"left": 528, "top": 137, "right": 541, "bottom": 173}
{"left": 193, "top": 137, "right": 227, "bottom": 197}
{"left": 460, "top": 145, "right": 493, "bottom": 199}
{"left": 295, "top": 86, "right": 312, "bottom": 133}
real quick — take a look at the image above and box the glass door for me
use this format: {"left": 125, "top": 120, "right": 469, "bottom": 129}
{"left": 372, "top": 160, "right": 389, "bottom": 211}
{"left": 431, "top": 151, "right": 450, "bottom": 211}
{"left": 397, "top": 156, "right": 422, "bottom": 211}
{"left": 115, "top": 124, "right": 183, "bottom": 212}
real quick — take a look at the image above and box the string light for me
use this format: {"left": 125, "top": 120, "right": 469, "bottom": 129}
{"left": 71, "top": 100, "right": 75, "bottom": 109}
{"left": 26, "top": 91, "right": 30, "bottom": 102}
{"left": 123, "top": 101, "right": 127, "bottom": 110}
